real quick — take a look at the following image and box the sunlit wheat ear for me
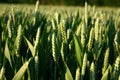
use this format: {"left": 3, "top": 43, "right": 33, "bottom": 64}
{"left": 76, "top": 24, "right": 81, "bottom": 36}
{"left": 95, "top": 18, "right": 99, "bottom": 41}
{"left": 85, "top": 2, "right": 88, "bottom": 27}
{"left": 52, "top": 32, "right": 57, "bottom": 62}
{"left": 52, "top": 19, "right": 56, "bottom": 30}
{"left": 81, "top": 53, "right": 87, "bottom": 77}
{"left": 81, "top": 22, "right": 86, "bottom": 48}
{"left": 90, "top": 62, "right": 95, "bottom": 80}
{"left": 61, "top": 20, "right": 67, "bottom": 43}
{"left": 34, "top": 1, "right": 39, "bottom": 13}
{"left": 88, "top": 27, "right": 94, "bottom": 52}
{"left": 67, "top": 29, "right": 71, "bottom": 40}
{"left": 34, "top": 27, "right": 40, "bottom": 55}
{"left": 75, "top": 67, "right": 80, "bottom": 80}
{"left": 61, "top": 42, "right": 66, "bottom": 61}
{"left": 15, "top": 24, "right": 22, "bottom": 55}
{"left": 113, "top": 56, "right": 120, "bottom": 80}
{"left": 0, "top": 66, "right": 5, "bottom": 80}
{"left": 102, "top": 48, "right": 109, "bottom": 74}
{"left": 10, "top": 7, "right": 15, "bottom": 25}
{"left": 54, "top": 12, "right": 59, "bottom": 25}
{"left": 7, "top": 14, "right": 12, "bottom": 38}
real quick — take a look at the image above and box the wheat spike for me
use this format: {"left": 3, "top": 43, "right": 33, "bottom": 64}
{"left": 34, "top": 1, "right": 39, "bottom": 13}
{"left": 113, "top": 56, "right": 120, "bottom": 80}
{"left": 15, "top": 24, "right": 22, "bottom": 55}
{"left": 85, "top": 2, "right": 88, "bottom": 27}
{"left": 88, "top": 27, "right": 94, "bottom": 51}
{"left": 0, "top": 66, "right": 5, "bottom": 80}
{"left": 94, "top": 18, "right": 99, "bottom": 41}
{"left": 75, "top": 67, "right": 80, "bottom": 80}
{"left": 90, "top": 62, "right": 95, "bottom": 80}
{"left": 81, "top": 53, "right": 87, "bottom": 77}
{"left": 54, "top": 12, "right": 59, "bottom": 25}
{"left": 52, "top": 32, "right": 57, "bottom": 62}
{"left": 61, "top": 20, "right": 67, "bottom": 43}
{"left": 76, "top": 24, "right": 81, "bottom": 36}
{"left": 102, "top": 48, "right": 109, "bottom": 74}
{"left": 81, "top": 22, "right": 86, "bottom": 48}
{"left": 7, "top": 14, "right": 12, "bottom": 38}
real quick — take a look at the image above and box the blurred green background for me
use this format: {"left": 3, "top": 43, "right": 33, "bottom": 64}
{"left": 0, "top": 0, "right": 120, "bottom": 6}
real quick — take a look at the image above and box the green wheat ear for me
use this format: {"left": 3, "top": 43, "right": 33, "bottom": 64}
{"left": 81, "top": 22, "right": 86, "bottom": 48}
{"left": 52, "top": 32, "right": 57, "bottom": 62}
{"left": 34, "top": 0, "right": 39, "bottom": 13}
{"left": 61, "top": 42, "right": 65, "bottom": 61}
{"left": 102, "top": 48, "right": 109, "bottom": 74}
{"left": 54, "top": 12, "right": 59, "bottom": 25}
{"left": 7, "top": 14, "right": 12, "bottom": 38}
{"left": 94, "top": 18, "right": 99, "bottom": 42}
{"left": 76, "top": 24, "right": 81, "bottom": 36}
{"left": 0, "top": 66, "right": 5, "bottom": 80}
{"left": 88, "top": 27, "right": 94, "bottom": 52}
{"left": 61, "top": 20, "right": 67, "bottom": 43}
{"left": 75, "top": 67, "right": 81, "bottom": 80}
{"left": 81, "top": 53, "right": 87, "bottom": 77}
{"left": 90, "top": 62, "right": 95, "bottom": 80}
{"left": 113, "top": 56, "right": 120, "bottom": 80}
{"left": 15, "top": 24, "right": 22, "bottom": 55}
{"left": 85, "top": 2, "right": 88, "bottom": 27}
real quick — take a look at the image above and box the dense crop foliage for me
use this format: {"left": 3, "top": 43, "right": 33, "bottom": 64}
{"left": 0, "top": 2, "right": 120, "bottom": 80}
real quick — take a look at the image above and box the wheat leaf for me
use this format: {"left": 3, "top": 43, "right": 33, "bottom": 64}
{"left": 4, "top": 41, "right": 12, "bottom": 67}
{"left": 24, "top": 36, "right": 35, "bottom": 57}
{"left": 12, "top": 58, "right": 31, "bottom": 80}
{"left": 73, "top": 34, "right": 83, "bottom": 68}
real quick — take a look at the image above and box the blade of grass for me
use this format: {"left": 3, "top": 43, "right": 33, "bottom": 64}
{"left": 24, "top": 36, "right": 35, "bottom": 57}
{"left": 4, "top": 40, "right": 12, "bottom": 67}
{"left": 12, "top": 58, "right": 31, "bottom": 80}
{"left": 73, "top": 34, "right": 83, "bottom": 68}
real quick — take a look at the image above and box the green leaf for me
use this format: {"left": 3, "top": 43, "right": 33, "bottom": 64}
{"left": 61, "top": 42, "right": 73, "bottom": 80}
{"left": 4, "top": 41, "right": 12, "bottom": 67}
{"left": 73, "top": 34, "right": 83, "bottom": 68}
{"left": 12, "top": 58, "right": 31, "bottom": 80}
{"left": 64, "top": 62, "right": 73, "bottom": 80}
{"left": 101, "top": 65, "right": 111, "bottom": 80}
{"left": 101, "top": 69, "right": 109, "bottom": 80}
{"left": 24, "top": 36, "right": 35, "bottom": 57}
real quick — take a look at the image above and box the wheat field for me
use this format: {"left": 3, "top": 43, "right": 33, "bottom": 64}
{"left": 0, "top": 1, "right": 120, "bottom": 80}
